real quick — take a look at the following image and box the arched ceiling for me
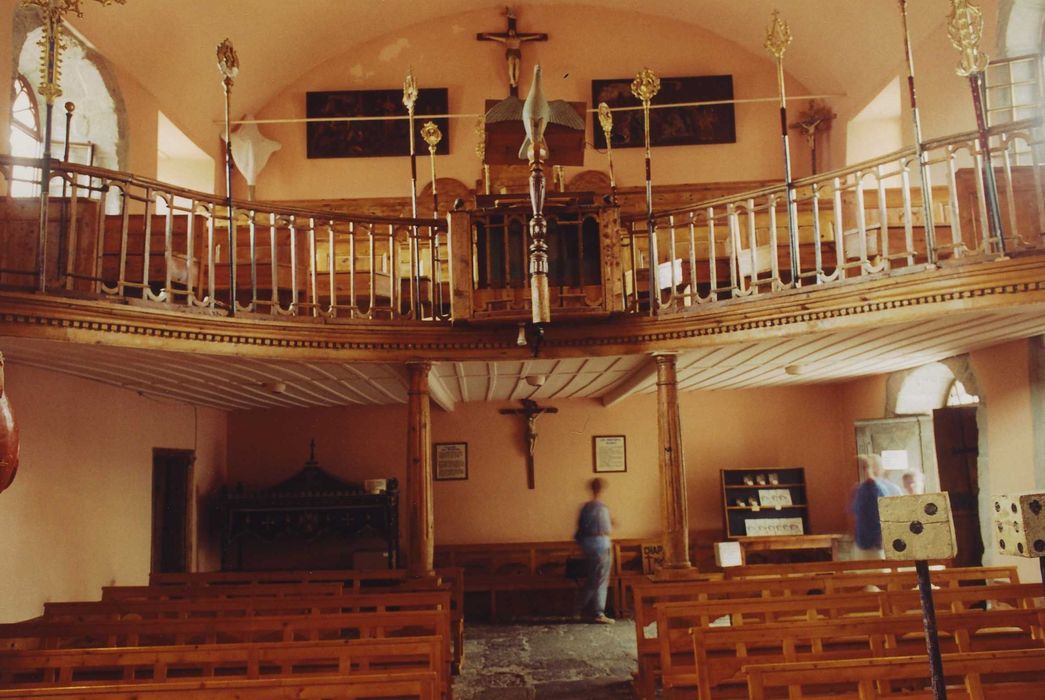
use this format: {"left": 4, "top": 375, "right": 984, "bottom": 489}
{"left": 63, "top": 0, "right": 959, "bottom": 149}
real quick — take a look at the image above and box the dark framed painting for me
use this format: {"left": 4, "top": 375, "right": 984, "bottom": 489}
{"left": 306, "top": 88, "right": 450, "bottom": 159}
{"left": 591, "top": 75, "right": 735, "bottom": 149}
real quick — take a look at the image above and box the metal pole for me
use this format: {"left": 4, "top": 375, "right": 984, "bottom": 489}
{"left": 58, "top": 101, "right": 74, "bottom": 285}
{"left": 765, "top": 11, "right": 801, "bottom": 287}
{"left": 598, "top": 102, "right": 617, "bottom": 203}
{"left": 968, "top": 72, "right": 1006, "bottom": 253}
{"left": 217, "top": 39, "right": 239, "bottom": 316}
{"left": 898, "top": 0, "right": 938, "bottom": 265}
{"left": 404, "top": 71, "right": 421, "bottom": 318}
{"left": 915, "top": 560, "right": 948, "bottom": 699}
{"left": 632, "top": 68, "right": 660, "bottom": 315}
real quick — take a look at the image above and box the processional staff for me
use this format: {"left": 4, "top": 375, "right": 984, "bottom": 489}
{"left": 421, "top": 121, "right": 443, "bottom": 315}
{"left": 764, "top": 10, "right": 801, "bottom": 287}
{"left": 23, "top": 0, "right": 126, "bottom": 293}
{"left": 217, "top": 38, "right": 240, "bottom": 315}
{"left": 597, "top": 102, "right": 618, "bottom": 202}
{"left": 475, "top": 115, "right": 490, "bottom": 195}
{"left": 403, "top": 70, "right": 422, "bottom": 317}
{"left": 632, "top": 68, "right": 661, "bottom": 315}
{"left": 897, "top": 0, "right": 939, "bottom": 265}
{"left": 947, "top": 0, "right": 1006, "bottom": 255}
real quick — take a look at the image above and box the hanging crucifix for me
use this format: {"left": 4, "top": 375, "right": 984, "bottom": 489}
{"left": 476, "top": 7, "right": 548, "bottom": 97}
{"left": 499, "top": 398, "right": 558, "bottom": 489}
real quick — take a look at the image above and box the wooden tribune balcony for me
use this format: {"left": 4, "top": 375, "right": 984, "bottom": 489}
{"left": 0, "top": 117, "right": 1042, "bottom": 361}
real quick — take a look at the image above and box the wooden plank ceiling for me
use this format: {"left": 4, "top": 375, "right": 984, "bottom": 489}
{"left": 2, "top": 305, "right": 1044, "bottom": 411}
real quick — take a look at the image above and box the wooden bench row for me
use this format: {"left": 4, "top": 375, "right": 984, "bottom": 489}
{"left": 0, "top": 637, "right": 442, "bottom": 699}
{"left": 745, "top": 647, "right": 1045, "bottom": 699}
{"left": 630, "top": 564, "right": 1024, "bottom": 699}
{"left": 145, "top": 567, "right": 465, "bottom": 672}
{"left": 692, "top": 607, "right": 1045, "bottom": 699}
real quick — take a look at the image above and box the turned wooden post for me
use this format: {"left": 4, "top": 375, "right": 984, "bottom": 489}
{"left": 406, "top": 361, "right": 434, "bottom": 578}
{"left": 656, "top": 353, "right": 692, "bottom": 570}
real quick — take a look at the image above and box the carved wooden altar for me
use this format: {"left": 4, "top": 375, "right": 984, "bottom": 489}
{"left": 220, "top": 453, "right": 399, "bottom": 571}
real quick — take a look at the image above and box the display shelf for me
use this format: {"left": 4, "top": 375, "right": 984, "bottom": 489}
{"left": 720, "top": 467, "right": 810, "bottom": 538}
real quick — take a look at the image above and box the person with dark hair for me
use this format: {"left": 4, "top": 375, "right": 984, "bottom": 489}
{"left": 574, "top": 477, "right": 614, "bottom": 623}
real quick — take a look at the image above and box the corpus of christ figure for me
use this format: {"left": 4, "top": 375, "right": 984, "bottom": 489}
{"left": 499, "top": 398, "right": 558, "bottom": 489}
{"left": 476, "top": 7, "right": 547, "bottom": 96}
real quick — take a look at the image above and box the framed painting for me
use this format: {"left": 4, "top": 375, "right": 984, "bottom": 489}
{"left": 433, "top": 442, "right": 468, "bottom": 481}
{"left": 306, "top": 88, "right": 450, "bottom": 159}
{"left": 592, "top": 435, "right": 627, "bottom": 473}
{"left": 591, "top": 75, "right": 735, "bottom": 149}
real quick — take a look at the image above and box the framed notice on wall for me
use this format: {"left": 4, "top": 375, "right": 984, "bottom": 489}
{"left": 592, "top": 435, "right": 627, "bottom": 473}
{"left": 434, "top": 442, "right": 468, "bottom": 481}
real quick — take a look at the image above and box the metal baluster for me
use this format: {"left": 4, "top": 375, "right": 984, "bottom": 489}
{"left": 746, "top": 199, "right": 758, "bottom": 294}
{"left": 972, "top": 146, "right": 990, "bottom": 253}
{"left": 289, "top": 215, "right": 299, "bottom": 314}
{"left": 308, "top": 217, "right": 318, "bottom": 317}
{"left": 899, "top": 162, "right": 915, "bottom": 267}
{"left": 327, "top": 220, "right": 336, "bottom": 316}
{"left": 348, "top": 222, "right": 357, "bottom": 317}
{"left": 768, "top": 196, "right": 781, "bottom": 290}
{"left": 117, "top": 188, "right": 130, "bottom": 296}
{"left": 946, "top": 147, "right": 965, "bottom": 257}
{"left": 667, "top": 215, "right": 678, "bottom": 308}
{"left": 855, "top": 176, "right": 870, "bottom": 271}
{"left": 388, "top": 224, "right": 397, "bottom": 317}
{"left": 368, "top": 224, "right": 377, "bottom": 317}
{"left": 248, "top": 208, "right": 257, "bottom": 311}
{"left": 833, "top": 178, "right": 845, "bottom": 277}
{"left": 185, "top": 201, "right": 198, "bottom": 305}
{"left": 728, "top": 203, "right": 743, "bottom": 296}
{"left": 811, "top": 184, "right": 823, "bottom": 281}
{"left": 163, "top": 194, "right": 174, "bottom": 302}
{"left": 876, "top": 165, "right": 890, "bottom": 269}
{"left": 141, "top": 188, "right": 153, "bottom": 295}
{"left": 64, "top": 171, "right": 79, "bottom": 291}
{"left": 269, "top": 212, "right": 279, "bottom": 313}
{"left": 707, "top": 207, "right": 718, "bottom": 302}
{"left": 687, "top": 212, "right": 698, "bottom": 306}
{"left": 1000, "top": 142, "right": 1020, "bottom": 246}
{"left": 206, "top": 206, "right": 216, "bottom": 309}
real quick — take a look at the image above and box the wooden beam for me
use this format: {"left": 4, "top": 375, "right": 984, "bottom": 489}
{"left": 406, "top": 361, "right": 434, "bottom": 578}
{"left": 600, "top": 355, "right": 658, "bottom": 407}
{"left": 656, "top": 353, "right": 692, "bottom": 572}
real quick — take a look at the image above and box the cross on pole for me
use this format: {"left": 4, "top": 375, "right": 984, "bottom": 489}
{"left": 476, "top": 7, "right": 548, "bottom": 97}
{"left": 499, "top": 398, "right": 558, "bottom": 489}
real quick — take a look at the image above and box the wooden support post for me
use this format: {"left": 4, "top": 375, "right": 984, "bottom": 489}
{"left": 655, "top": 353, "right": 692, "bottom": 571}
{"left": 406, "top": 361, "right": 434, "bottom": 578}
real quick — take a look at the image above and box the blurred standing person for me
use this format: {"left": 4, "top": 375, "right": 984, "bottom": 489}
{"left": 574, "top": 477, "right": 614, "bottom": 623}
{"left": 901, "top": 470, "right": 924, "bottom": 495}
{"left": 850, "top": 454, "right": 902, "bottom": 559}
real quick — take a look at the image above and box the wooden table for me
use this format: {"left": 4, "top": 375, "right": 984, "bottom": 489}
{"left": 733, "top": 533, "right": 844, "bottom": 564}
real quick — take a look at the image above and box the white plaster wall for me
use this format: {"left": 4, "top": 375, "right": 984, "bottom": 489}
{"left": 0, "top": 362, "right": 227, "bottom": 622}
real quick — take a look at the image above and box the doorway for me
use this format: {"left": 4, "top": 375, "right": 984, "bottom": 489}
{"left": 932, "top": 406, "right": 983, "bottom": 567}
{"left": 151, "top": 448, "right": 194, "bottom": 574}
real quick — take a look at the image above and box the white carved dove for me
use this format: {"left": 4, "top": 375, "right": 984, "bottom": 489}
{"left": 484, "top": 65, "right": 584, "bottom": 161}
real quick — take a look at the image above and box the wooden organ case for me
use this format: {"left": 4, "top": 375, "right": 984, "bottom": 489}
{"left": 451, "top": 192, "right": 623, "bottom": 319}
{"left": 220, "top": 448, "right": 399, "bottom": 571}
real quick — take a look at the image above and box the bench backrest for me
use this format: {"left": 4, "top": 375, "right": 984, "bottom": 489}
{"left": 101, "top": 581, "right": 346, "bottom": 601}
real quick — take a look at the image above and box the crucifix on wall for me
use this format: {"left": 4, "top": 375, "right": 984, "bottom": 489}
{"left": 499, "top": 398, "right": 558, "bottom": 489}
{"left": 476, "top": 7, "right": 548, "bottom": 97}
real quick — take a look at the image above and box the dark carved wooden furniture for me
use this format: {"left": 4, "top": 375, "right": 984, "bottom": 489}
{"left": 220, "top": 450, "right": 399, "bottom": 571}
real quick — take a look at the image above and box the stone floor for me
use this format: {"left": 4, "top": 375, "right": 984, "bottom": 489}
{"left": 453, "top": 617, "right": 638, "bottom": 699}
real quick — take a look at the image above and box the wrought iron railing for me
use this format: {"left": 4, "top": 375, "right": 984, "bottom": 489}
{"left": 619, "top": 116, "right": 1044, "bottom": 314}
{"left": 0, "top": 156, "right": 449, "bottom": 321}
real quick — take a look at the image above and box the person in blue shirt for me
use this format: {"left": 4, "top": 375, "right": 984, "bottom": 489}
{"left": 574, "top": 477, "right": 614, "bottom": 623}
{"left": 850, "top": 454, "right": 903, "bottom": 559}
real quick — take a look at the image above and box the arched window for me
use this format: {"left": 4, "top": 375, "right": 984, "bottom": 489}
{"left": 9, "top": 73, "right": 43, "bottom": 197}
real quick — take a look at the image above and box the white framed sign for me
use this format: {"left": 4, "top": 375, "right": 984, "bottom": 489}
{"left": 757, "top": 488, "right": 793, "bottom": 507}
{"left": 592, "top": 435, "right": 627, "bottom": 473}
{"left": 434, "top": 442, "right": 468, "bottom": 480}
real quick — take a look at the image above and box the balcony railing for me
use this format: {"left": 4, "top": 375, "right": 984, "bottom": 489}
{"left": 620, "top": 117, "right": 1044, "bottom": 314}
{"left": 0, "top": 116, "right": 1042, "bottom": 326}
{"left": 0, "top": 157, "right": 449, "bottom": 321}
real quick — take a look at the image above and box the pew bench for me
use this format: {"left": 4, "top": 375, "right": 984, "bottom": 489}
{"left": 744, "top": 647, "right": 1045, "bottom": 699}
{"left": 146, "top": 567, "right": 465, "bottom": 672}
{"left": 630, "top": 566, "right": 1025, "bottom": 699}
{"left": 655, "top": 583, "right": 1044, "bottom": 699}
{"left": 0, "top": 636, "right": 442, "bottom": 699}
{"left": 683, "top": 608, "right": 1045, "bottom": 700}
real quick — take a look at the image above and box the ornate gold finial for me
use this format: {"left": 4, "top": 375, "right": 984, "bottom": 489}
{"left": 948, "top": 0, "right": 988, "bottom": 76}
{"left": 216, "top": 38, "right": 239, "bottom": 87}
{"left": 403, "top": 68, "right": 418, "bottom": 112}
{"left": 474, "top": 115, "right": 486, "bottom": 160}
{"left": 630, "top": 68, "right": 660, "bottom": 105}
{"left": 421, "top": 121, "right": 442, "bottom": 153}
{"left": 23, "top": 0, "right": 125, "bottom": 104}
{"left": 764, "top": 10, "right": 792, "bottom": 61}
{"left": 597, "top": 102, "right": 613, "bottom": 138}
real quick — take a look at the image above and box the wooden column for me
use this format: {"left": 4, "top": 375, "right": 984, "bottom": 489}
{"left": 656, "top": 353, "right": 692, "bottom": 570}
{"left": 406, "top": 361, "right": 434, "bottom": 578}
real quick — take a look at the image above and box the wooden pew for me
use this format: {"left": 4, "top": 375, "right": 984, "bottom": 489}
{"left": 0, "top": 636, "right": 442, "bottom": 699}
{"left": 745, "top": 647, "right": 1045, "bottom": 699}
{"left": 656, "top": 583, "right": 1043, "bottom": 699}
{"left": 686, "top": 608, "right": 1045, "bottom": 700}
{"left": 101, "top": 581, "right": 346, "bottom": 601}
{"left": 629, "top": 566, "right": 1022, "bottom": 699}
{"left": 724, "top": 557, "right": 955, "bottom": 579}
{"left": 146, "top": 567, "right": 465, "bottom": 672}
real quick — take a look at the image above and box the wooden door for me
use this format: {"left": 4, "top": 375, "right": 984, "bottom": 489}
{"left": 932, "top": 406, "right": 983, "bottom": 567}
{"left": 151, "top": 448, "right": 194, "bottom": 573}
